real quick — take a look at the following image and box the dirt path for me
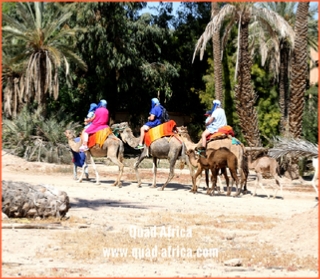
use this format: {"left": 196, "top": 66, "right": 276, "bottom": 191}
{"left": 2, "top": 151, "right": 319, "bottom": 277}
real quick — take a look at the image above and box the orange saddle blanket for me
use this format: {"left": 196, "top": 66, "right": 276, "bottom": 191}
{"left": 88, "top": 127, "right": 113, "bottom": 148}
{"left": 144, "top": 120, "right": 177, "bottom": 147}
{"left": 206, "top": 125, "right": 235, "bottom": 141}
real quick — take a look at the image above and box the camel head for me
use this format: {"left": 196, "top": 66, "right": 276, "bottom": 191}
{"left": 111, "top": 122, "right": 128, "bottom": 131}
{"left": 64, "top": 130, "right": 76, "bottom": 140}
{"left": 185, "top": 149, "right": 200, "bottom": 168}
{"left": 110, "top": 122, "right": 138, "bottom": 147}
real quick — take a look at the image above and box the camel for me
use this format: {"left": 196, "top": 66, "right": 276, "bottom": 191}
{"left": 64, "top": 130, "right": 124, "bottom": 187}
{"left": 186, "top": 148, "right": 229, "bottom": 194}
{"left": 247, "top": 154, "right": 283, "bottom": 199}
{"left": 176, "top": 126, "right": 248, "bottom": 194}
{"left": 110, "top": 122, "right": 194, "bottom": 190}
{"left": 186, "top": 148, "right": 239, "bottom": 196}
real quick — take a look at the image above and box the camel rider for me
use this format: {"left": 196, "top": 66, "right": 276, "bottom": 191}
{"left": 84, "top": 103, "right": 98, "bottom": 129}
{"left": 199, "top": 99, "right": 227, "bottom": 152}
{"left": 79, "top": 99, "right": 109, "bottom": 152}
{"left": 135, "top": 97, "right": 163, "bottom": 150}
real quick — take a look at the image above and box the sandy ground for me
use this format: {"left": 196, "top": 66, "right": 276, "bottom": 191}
{"left": 1, "top": 151, "right": 319, "bottom": 277}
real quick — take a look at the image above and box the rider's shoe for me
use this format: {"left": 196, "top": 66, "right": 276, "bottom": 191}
{"left": 134, "top": 144, "right": 145, "bottom": 150}
{"left": 79, "top": 145, "right": 89, "bottom": 152}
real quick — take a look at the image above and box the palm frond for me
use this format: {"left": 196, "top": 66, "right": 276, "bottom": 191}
{"left": 193, "top": 4, "right": 236, "bottom": 63}
{"left": 268, "top": 136, "right": 319, "bottom": 159}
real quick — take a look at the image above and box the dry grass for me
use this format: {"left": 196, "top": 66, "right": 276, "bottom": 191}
{"left": 37, "top": 211, "right": 317, "bottom": 270}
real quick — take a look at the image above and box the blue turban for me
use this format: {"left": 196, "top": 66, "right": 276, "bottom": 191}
{"left": 151, "top": 98, "right": 160, "bottom": 108}
{"left": 98, "top": 99, "right": 107, "bottom": 108}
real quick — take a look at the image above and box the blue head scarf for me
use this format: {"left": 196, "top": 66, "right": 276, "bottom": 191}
{"left": 88, "top": 103, "right": 98, "bottom": 113}
{"left": 98, "top": 99, "right": 107, "bottom": 108}
{"left": 210, "top": 99, "right": 221, "bottom": 113}
{"left": 151, "top": 98, "right": 160, "bottom": 108}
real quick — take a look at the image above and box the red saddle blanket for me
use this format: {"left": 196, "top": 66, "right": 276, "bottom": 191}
{"left": 88, "top": 127, "right": 113, "bottom": 148}
{"left": 144, "top": 120, "right": 177, "bottom": 147}
{"left": 206, "top": 125, "right": 235, "bottom": 141}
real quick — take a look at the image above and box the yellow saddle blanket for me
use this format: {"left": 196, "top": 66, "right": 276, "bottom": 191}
{"left": 144, "top": 120, "right": 177, "bottom": 147}
{"left": 88, "top": 127, "right": 113, "bottom": 148}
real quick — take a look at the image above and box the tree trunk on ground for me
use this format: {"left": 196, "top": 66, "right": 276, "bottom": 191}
{"left": 2, "top": 181, "right": 70, "bottom": 218}
{"left": 234, "top": 13, "right": 262, "bottom": 147}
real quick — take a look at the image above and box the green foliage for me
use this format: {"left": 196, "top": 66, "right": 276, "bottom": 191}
{"left": 302, "top": 84, "right": 318, "bottom": 143}
{"left": 2, "top": 107, "right": 82, "bottom": 163}
{"left": 251, "top": 64, "right": 280, "bottom": 146}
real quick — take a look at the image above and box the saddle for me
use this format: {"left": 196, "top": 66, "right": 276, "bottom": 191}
{"left": 88, "top": 127, "right": 113, "bottom": 148}
{"left": 206, "top": 125, "right": 235, "bottom": 142}
{"left": 144, "top": 120, "right": 177, "bottom": 147}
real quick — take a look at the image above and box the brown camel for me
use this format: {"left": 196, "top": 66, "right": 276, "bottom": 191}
{"left": 110, "top": 122, "right": 194, "bottom": 190}
{"left": 176, "top": 126, "right": 248, "bottom": 195}
{"left": 186, "top": 148, "right": 239, "bottom": 196}
{"left": 64, "top": 130, "right": 124, "bottom": 187}
{"left": 186, "top": 148, "right": 229, "bottom": 194}
{"left": 247, "top": 154, "right": 283, "bottom": 199}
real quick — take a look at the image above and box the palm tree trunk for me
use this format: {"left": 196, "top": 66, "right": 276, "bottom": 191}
{"left": 234, "top": 14, "right": 262, "bottom": 147}
{"left": 279, "top": 40, "right": 290, "bottom": 135}
{"left": 288, "top": 2, "right": 309, "bottom": 138}
{"left": 211, "top": 2, "right": 223, "bottom": 103}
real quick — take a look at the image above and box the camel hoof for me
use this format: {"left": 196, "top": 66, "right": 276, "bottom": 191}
{"left": 95, "top": 182, "right": 101, "bottom": 185}
{"left": 76, "top": 180, "right": 82, "bottom": 183}
{"left": 226, "top": 192, "right": 231, "bottom": 196}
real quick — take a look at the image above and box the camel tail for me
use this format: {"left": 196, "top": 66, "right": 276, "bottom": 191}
{"left": 179, "top": 142, "right": 187, "bottom": 169}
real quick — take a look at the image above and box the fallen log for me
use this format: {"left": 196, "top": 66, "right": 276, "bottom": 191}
{"left": 1, "top": 223, "right": 70, "bottom": 230}
{"left": 2, "top": 181, "right": 70, "bottom": 218}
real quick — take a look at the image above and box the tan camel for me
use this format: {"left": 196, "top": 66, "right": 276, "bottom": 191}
{"left": 110, "top": 122, "right": 194, "bottom": 190}
{"left": 186, "top": 148, "right": 229, "bottom": 194}
{"left": 64, "top": 130, "right": 124, "bottom": 187}
{"left": 176, "top": 126, "right": 248, "bottom": 195}
{"left": 247, "top": 154, "right": 283, "bottom": 199}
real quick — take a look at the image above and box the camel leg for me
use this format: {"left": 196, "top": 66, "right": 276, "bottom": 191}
{"left": 230, "top": 170, "right": 240, "bottom": 196}
{"left": 151, "top": 157, "right": 158, "bottom": 188}
{"left": 160, "top": 154, "right": 178, "bottom": 191}
{"left": 84, "top": 164, "right": 89, "bottom": 180}
{"left": 209, "top": 168, "right": 218, "bottom": 196}
{"left": 256, "top": 173, "right": 270, "bottom": 199}
{"left": 217, "top": 174, "right": 224, "bottom": 193}
{"left": 134, "top": 151, "right": 147, "bottom": 188}
{"left": 77, "top": 152, "right": 100, "bottom": 184}
{"left": 221, "top": 168, "right": 230, "bottom": 196}
{"left": 74, "top": 163, "right": 89, "bottom": 180}
{"left": 107, "top": 156, "right": 124, "bottom": 188}
{"left": 272, "top": 174, "right": 282, "bottom": 199}
{"left": 192, "top": 167, "right": 203, "bottom": 193}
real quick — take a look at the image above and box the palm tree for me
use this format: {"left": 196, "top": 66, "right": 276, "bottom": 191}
{"left": 256, "top": 3, "right": 296, "bottom": 135}
{"left": 193, "top": 3, "right": 294, "bottom": 147}
{"left": 2, "top": 2, "right": 87, "bottom": 117}
{"left": 288, "top": 2, "right": 310, "bottom": 138}
{"left": 211, "top": 2, "right": 223, "bottom": 103}
{"left": 255, "top": 2, "right": 317, "bottom": 135}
